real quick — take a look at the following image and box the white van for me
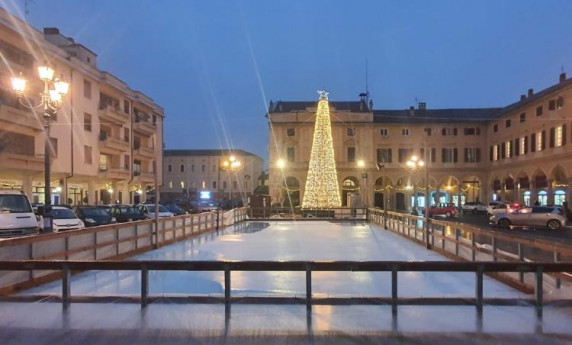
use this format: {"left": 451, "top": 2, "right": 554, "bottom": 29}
{"left": 0, "top": 191, "right": 38, "bottom": 237}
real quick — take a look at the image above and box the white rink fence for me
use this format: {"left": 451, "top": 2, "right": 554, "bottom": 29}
{"left": 0, "top": 208, "right": 247, "bottom": 294}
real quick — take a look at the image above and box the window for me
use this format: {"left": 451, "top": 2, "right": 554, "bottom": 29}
{"left": 99, "top": 154, "right": 108, "bottom": 171}
{"left": 123, "top": 100, "right": 130, "bottom": 114}
{"left": 180, "top": 181, "right": 185, "bottom": 189}
{"left": 536, "top": 106, "right": 543, "bottom": 116}
{"left": 347, "top": 147, "right": 356, "bottom": 162}
{"left": 83, "top": 79, "right": 91, "bottom": 99}
{"left": 202, "top": 181, "right": 206, "bottom": 189}
{"left": 84, "top": 145, "right": 92, "bottom": 164}
{"left": 376, "top": 148, "right": 392, "bottom": 163}
{"left": 124, "top": 128, "right": 129, "bottom": 142}
{"left": 492, "top": 145, "right": 499, "bottom": 161}
{"left": 430, "top": 148, "right": 436, "bottom": 163}
{"left": 84, "top": 113, "right": 92, "bottom": 131}
{"left": 49, "top": 138, "right": 57, "bottom": 158}
{"left": 463, "top": 128, "right": 480, "bottom": 135}
{"left": 168, "top": 181, "right": 173, "bottom": 189}
{"left": 464, "top": 148, "right": 480, "bottom": 163}
{"left": 557, "top": 96, "right": 564, "bottom": 108}
{"left": 506, "top": 140, "right": 512, "bottom": 158}
{"left": 347, "top": 128, "right": 355, "bottom": 136}
{"left": 124, "top": 155, "right": 130, "bottom": 170}
{"left": 424, "top": 128, "right": 432, "bottom": 136}
{"left": 180, "top": 164, "right": 184, "bottom": 172}
{"left": 398, "top": 148, "right": 413, "bottom": 163}
{"left": 191, "top": 164, "right": 195, "bottom": 172}
{"left": 223, "top": 181, "right": 227, "bottom": 189}
{"left": 402, "top": 128, "right": 409, "bottom": 136}
{"left": 555, "top": 125, "right": 564, "bottom": 147}
{"left": 287, "top": 147, "right": 295, "bottom": 162}
{"left": 441, "top": 148, "right": 457, "bottom": 163}
{"left": 505, "top": 119, "right": 511, "bottom": 128}
{"left": 520, "top": 137, "right": 526, "bottom": 155}
{"left": 537, "top": 131, "right": 544, "bottom": 151}
{"left": 549, "top": 100, "right": 556, "bottom": 110}
{"left": 287, "top": 128, "right": 295, "bottom": 136}
{"left": 201, "top": 164, "right": 206, "bottom": 172}
{"left": 380, "top": 129, "right": 388, "bottom": 137}
{"left": 493, "top": 124, "right": 498, "bottom": 133}
{"left": 168, "top": 164, "right": 172, "bottom": 173}
{"left": 442, "top": 128, "right": 457, "bottom": 136}
{"left": 520, "top": 113, "right": 526, "bottom": 122}
{"left": 213, "top": 181, "right": 217, "bottom": 189}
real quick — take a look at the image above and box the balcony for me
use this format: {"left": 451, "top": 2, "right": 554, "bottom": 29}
{"left": 0, "top": 151, "right": 43, "bottom": 173}
{"left": 99, "top": 167, "right": 130, "bottom": 180}
{"left": 99, "top": 131, "right": 129, "bottom": 153}
{"left": 0, "top": 103, "right": 43, "bottom": 132}
{"left": 133, "top": 144, "right": 155, "bottom": 159}
{"left": 134, "top": 171, "right": 155, "bottom": 183}
{"left": 98, "top": 103, "right": 129, "bottom": 124}
{"left": 133, "top": 113, "right": 156, "bottom": 135}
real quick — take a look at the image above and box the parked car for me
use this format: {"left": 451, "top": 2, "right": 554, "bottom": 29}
{"left": 41, "top": 206, "right": 85, "bottom": 233}
{"left": 164, "top": 203, "right": 187, "bottom": 216}
{"left": 489, "top": 206, "right": 566, "bottom": 230}
{"left": 462, "top": 201, "right": 487, "bottom": 214}
{"left": 137, "top": 204, "right": 174, "bottom": 218}
{"left": 487, "top": 202, "right": 522, "bottom": 218}
{"left": 425, "top": 203, "right": 458, "bottom": 217}
{"left": 73, "top": 206, "right": 116, "bottom": 227}
{"left": 108, "top": 205, "right": 147, "bottom": 223}
{"left": 197, "top": 201, "right": 218, "bottom": 213}
{"left": 0, "top": 191, "right": 38, "bottom": 237}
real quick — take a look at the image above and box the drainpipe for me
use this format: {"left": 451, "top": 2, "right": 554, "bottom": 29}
{"left": 64, "top": 67, "right": 74, "bottom": 205}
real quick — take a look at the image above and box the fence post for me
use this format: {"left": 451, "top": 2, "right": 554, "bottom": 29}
{"left": 141, "top": 265, "right": 149, "bottom": 308}
{"left": 224, "top": 264, "right": 231, "bottom": 305}
{"left": 518, "top": 243, "right": 524, "bottom": 283}
{"left": 62, "top": 263, "right": 71, "bottom": 308}
{"left": 471, "top": 233, "right": 476, "bottom": 262}
{"left": 492, "top": 236, "right": 497, "bottom": 262}
{"left": 391, "top": 265, "right": 398, "bottom": 314}
{"left": 554, "top": 251, "right": 561, "bottom": 289}
{"left": 536, "top": 266, "right": 543, "bottom": 318}
{"left": 475, "top": 265, "right": 484, "bottom": 312}
{"left": 306, "top": 266, "right": 312, "bottom": 310}
{"left": 455, "top": 229, "right": 460, "bottom": 257}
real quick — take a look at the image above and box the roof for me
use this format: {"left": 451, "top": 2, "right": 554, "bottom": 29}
{"left": 164, "top": 149, "right": 261, "bottom": 158}
{"left": 373, "top": 108, "right": 502, "bottom": 124}
{"left": 270, "top": 101, "right": 371, "bottom": 113}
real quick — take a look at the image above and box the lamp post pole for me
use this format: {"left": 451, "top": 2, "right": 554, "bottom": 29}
{"left": 406, "top": 152, "right": 431, "bottom": 249}
{"left": 12, "top": 66, "right": 69, "bottom": 232}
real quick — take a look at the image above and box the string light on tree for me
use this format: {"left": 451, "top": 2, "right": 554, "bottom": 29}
{"left": 302, "top": 90, "right": 341, "bottom": 208}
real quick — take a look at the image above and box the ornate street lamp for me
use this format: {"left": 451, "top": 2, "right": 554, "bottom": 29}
{"left": 11, "top": 64, "right": 69, "bottom": 231}
{"left": 221, "top": 155, "right": 242, "bottom": 205}
{"left": 406, "top": 154, "right": 431, "bottom": 248}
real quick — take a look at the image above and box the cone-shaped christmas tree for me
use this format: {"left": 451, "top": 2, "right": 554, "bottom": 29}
{"left": 302, "top": 90, "right": 341, "bottom": 208}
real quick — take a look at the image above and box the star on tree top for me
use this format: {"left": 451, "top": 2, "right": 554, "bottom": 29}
{"left": 317, "top": 90, "right": 329, "bottom": 100}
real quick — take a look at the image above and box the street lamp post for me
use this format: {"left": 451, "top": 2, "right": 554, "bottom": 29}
{"left": 406, "top": 154, "right": 431, "bottom": 249}
{"left": 12, "top": 65, "right": 69, "bottom": 232}
{"left": 357, "top": 160, "right": 368, "bottom": 208}
{"left": 221, "top": 155, "right": 241, "bottom": 208}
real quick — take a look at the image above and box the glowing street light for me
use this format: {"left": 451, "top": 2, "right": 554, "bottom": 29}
{"left": 276, "top": 159, "right": 286, "bottom": 169}
{"left": 11, "top": 64, "right": 69, "bottom": 232}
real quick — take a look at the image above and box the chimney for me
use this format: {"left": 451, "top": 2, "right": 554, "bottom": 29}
{"left": 528, "top": 88, "right": 534, "bottom": 97}
{"left": 560, "top": 72, "right": 567, "bottom": 84}
{"left": 520, "top": 94, "right": 526, "bottom": 102}
{"left": 418, "top": 102, "right": 426, "bottom": 111}
{"left": 43, "top": 27, "right": 60, "bottom": 34}
{"left": 409, "top": 106, "right": 415, "bottom": 116}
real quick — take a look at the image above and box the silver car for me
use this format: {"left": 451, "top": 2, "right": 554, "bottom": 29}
{"left": 489, "top": 206, "right": 566, "bottom": 230}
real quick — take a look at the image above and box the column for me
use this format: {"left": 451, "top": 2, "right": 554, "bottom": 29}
{"left": 22, "top": 175, "right": 33, "bottom": 201}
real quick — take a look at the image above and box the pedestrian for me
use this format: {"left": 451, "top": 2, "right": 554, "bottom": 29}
{"left": 563, "top": 201, "right": 572, "bottom": 221}
{"left": 534, "top": 199, "right": 540, "bottom": 206}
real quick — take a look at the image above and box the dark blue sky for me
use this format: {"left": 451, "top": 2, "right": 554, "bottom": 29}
{"left": 4, "top": 0, "right": 572, "bottom": 163}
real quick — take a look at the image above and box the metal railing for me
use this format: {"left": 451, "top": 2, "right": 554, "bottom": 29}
{"left": 368, "top": 208, "right": 572, "bottom": 293}
{"left": 0, "top": 208, "right": 248, "bottom": 294}
{"left": 1, "top": 260, "right": 569, "bottom": 317}
{"left": 248, "top": 207, "right": 368, "bottom": 219}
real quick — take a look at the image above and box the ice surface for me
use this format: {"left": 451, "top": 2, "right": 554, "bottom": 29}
{"left": 4, "top": 220, "right": 572, "bottom": 344}
{"left": 21, "top": 221, "right": 520, "bottom": 298}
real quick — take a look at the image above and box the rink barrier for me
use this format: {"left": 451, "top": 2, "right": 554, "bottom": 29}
{"left": 367, "top": 208, "right": 572, "bottom": 294}
{"left": 0, "top": 260, "right": 570, "bottom": 317}
{"left": 247, "top": 207, "right": 367, "bottom": 219}
{"left": 0, "top": 208, "right": 248, "bottom": 294}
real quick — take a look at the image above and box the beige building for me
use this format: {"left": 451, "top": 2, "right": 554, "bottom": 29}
{"left": 0, "top": 9, "right": 164, "bottom": 205}
{"left": 268, "top": 73, "right": 572, "bottom": 210}
{"left": 161, "top": 150, "right": 264, "bottom": 203}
